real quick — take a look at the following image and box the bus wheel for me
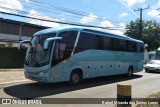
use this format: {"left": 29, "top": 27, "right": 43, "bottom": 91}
{"left": 127, "top": 67, "right": 133, "bottom": 77}
{"left": 69, "top": 71, "right": 82, "bottom": 86}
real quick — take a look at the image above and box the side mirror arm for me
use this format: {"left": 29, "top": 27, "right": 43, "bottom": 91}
{"left": 18, "top": 40, "right": 30, "bottom": 50}
{"left": 44, "top": 37, "right": 62, "bottom": 50}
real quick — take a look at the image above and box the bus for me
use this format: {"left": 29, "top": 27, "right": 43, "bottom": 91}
{"left": 18, "top": 26, "right": 144, "bottom": 85}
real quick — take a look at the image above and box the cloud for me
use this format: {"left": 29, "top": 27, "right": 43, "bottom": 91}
{"left": 99, "top": 20, "right": 125, "bottom": 35}
{"left": 120, "top": 0, "right": 146, "bottom": 7}
{"left": 147, "top": 0, "right": 160, "bottom": 19}
{"left": 0, "top": 0, "right": 23, "bottom": 13}
{"left": 118, "top": 0, "right": 138, "bottom": 18}
{"left": 152, "top": 0, "right": 160, "bottom": 9}
{"left": 110, "top": 22, "right": 126, "bottom": 35}
{"left": 118, "top": 22, "right": 126, "bottom": 34}
{"left": 147, "top": 10, "right": 160, "bottom": 19}
{"left": 27, "top": 10, "right": 60, "bottom": 27}
{"left": 118, "top": 12, "right": 128, "bottom": 18}
{"left": 119, "top": 22, "right": 126, "bottom": 28}
{"left": 99, "top": 20, "right": 114, "bottom": 27}
{"left": 80, "top": 13, "right": 98, "bottom": 24}
{"left": 25, "top": 0, "right": 31, "bottom": 3}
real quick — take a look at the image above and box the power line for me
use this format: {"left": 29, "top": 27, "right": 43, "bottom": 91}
{"left": 118, "top": 0, "right": 139, "bottom": 18}
{"left": 0, "top": 7, "right": 126, "bottom": 30}
{"left": 21, "top": 0, "right": 89, "bottom": 18}
{"left": 20, "top": 0, "right": 128, "bottom": 26}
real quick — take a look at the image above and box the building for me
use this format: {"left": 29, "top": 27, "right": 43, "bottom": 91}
{"left": 0, "top": 18, "right": 48, "bottom": 47}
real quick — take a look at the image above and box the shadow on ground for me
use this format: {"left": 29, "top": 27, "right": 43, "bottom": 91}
{"left": 3, "top": 74, "right": 142, "bottom": 99}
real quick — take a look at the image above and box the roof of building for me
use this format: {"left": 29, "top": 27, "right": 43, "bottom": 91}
{"left": 0, "top": 18, "right": 48, "bottom": 29}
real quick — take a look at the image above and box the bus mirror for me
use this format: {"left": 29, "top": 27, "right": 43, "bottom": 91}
{"left": 18, "top": 40, "right": 30, "bottom": 50}
{"left": 44, "top": 37, "right": 62, "bottom": 50}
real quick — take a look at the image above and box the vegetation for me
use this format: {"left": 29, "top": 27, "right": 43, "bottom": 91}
{"left": 125, "top": 19, "right": 160, "bottom": 51}
{"left": 0, "top": 47, "right": 26, "bottom": 68}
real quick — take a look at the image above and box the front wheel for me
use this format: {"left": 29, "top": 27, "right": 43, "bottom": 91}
{"left": 69, "top": 71, "right": 82, "bottom": 86}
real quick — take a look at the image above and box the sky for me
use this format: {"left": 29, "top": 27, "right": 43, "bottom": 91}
{"left": 0, "top": 0, "right": 160, "bottom": 35}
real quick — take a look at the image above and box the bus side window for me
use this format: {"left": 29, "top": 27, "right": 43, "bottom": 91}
{"left": 103, "top": 36, "right": 111, "bottom": 50}
{"left": 96, "top": 36, "right": 104, "bottom": 50}
{"left": 136, "top": 43, "right": 144, "bottom": 52}
{"left": 111, "top": 38, "right": 120, "bottom": 51}
{"left": 127, "top": 41, "right": 136, "bottom": 52}
{"left": 75, "top": 32, "right": 96, "bottom": 53}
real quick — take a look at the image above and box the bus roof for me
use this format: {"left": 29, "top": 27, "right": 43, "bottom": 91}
{"left": 34, "top": 26, "right": 143, "bottom": 43}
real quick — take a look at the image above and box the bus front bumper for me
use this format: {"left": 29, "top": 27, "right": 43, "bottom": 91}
{"left": 26, "top": 74, "right": 46, "bottom": 82}
{"left": 24, "top": 71, "right": 49, "bottom": 82}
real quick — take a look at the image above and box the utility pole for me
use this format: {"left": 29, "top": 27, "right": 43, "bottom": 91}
{"left": 134, "top": 6, "right": 149, "bottom": 40}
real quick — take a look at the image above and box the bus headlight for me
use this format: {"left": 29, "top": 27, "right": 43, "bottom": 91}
{"left": 38, "top": 69, "right": 49, "bottom": 76}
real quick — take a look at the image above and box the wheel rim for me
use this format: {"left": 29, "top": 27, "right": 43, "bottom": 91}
{"left": 72, "top": 73, "right": 79, "bottom": 84}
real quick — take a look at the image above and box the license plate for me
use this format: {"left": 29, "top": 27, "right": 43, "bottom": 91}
{"left": 29, "top": 76, "right": 34, "bottom": 79}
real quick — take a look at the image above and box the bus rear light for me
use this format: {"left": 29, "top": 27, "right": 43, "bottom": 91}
{"left": 38, "top": 69, "right": 49, "bottom": 76}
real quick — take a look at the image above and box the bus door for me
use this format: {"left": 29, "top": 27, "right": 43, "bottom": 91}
{"left": 51, "top": 42, "right": 66, "bottom": 81}
{"left": 50, "top": 31, "right": 78, "bottom": 81}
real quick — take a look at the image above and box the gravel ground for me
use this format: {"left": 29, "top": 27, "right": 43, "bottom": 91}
{"left": 0, "top": 69, "right": 31, "bottom": 84}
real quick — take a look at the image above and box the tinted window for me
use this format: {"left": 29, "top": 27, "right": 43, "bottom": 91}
{"left": 108, "top": 38, "right": 127, "bottom": 51}
{"left": 127, "top": 41, "right": 137, "bottom": 52}
{"left": 119, "top": 40, "right": 127, "bottom": 51}
{"left": 75, "top": 31, "right": 139, "bottom": 53}
{"left": 111, "top": 38, "right": 120, "bottom": 51}
{"left": 103, "top": 36, "right": 111, "bottom": 50}
{"left": 96, "top": 36, "right": 104, "bottom": 50}
{"left": 52, "top": 31, "right": 77, "bottom": 66}
{"left": 76, "top": 32, "right": 96, "bottom": 52}
{"left": 58, "top": 31, "right": 77, "bottom": 49}
{"left": 137, "top": 43, "right": 144, "bottom": 52}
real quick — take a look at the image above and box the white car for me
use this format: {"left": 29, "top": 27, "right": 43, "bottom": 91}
{"left": 145, "top": 60, "right": 160, "bottom": 72}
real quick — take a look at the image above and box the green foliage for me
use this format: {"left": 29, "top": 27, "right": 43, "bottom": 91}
{"left": 125, "top": 19, "right": 160, "bottom": 51}
{"left": 0, "top": 47, "right": 26, "bottom": 68}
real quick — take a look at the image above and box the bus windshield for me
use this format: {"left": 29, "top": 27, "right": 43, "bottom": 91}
{"left": 25, "top": 33, "right": 56, "bottom": 67}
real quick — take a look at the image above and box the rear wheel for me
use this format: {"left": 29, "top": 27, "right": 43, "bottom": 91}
{"left": 127, "top": 67, "right": 133, "bottom": 77}
{"left": 69, "top": 70, "right": 82, "bottom": 86}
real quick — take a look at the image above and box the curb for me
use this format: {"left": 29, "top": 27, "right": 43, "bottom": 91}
{"left": 0, "top": 69, "right": 24, "bottom": 72}
{"left": 0, "top": 80, "right": 31, "bottom": 85}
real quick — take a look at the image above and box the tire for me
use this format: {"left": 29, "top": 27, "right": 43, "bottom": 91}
{"left": 127, "top": 67, "right": 133, "bottom": 77}
{"left": 69, "top": 71, "right": 82, "bottom": 86}
{"left": 145, "top": 69, "right": 150, "bottom": 73}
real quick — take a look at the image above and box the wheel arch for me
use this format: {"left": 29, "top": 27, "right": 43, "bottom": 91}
{"left": 128, "top": 65, "right": 134, "bottom": 71}
{"left": 71, "top": 68, "right": 83, "bottom": 79}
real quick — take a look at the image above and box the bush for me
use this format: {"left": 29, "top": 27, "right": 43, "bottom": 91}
{"left": 0, "top": 47, "right": 27, "bottom": 68}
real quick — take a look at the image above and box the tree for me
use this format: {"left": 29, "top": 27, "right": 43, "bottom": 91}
{"left": 125, "top": 19, "right": 160, "bottom": 51}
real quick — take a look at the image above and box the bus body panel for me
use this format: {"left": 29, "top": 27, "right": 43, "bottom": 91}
{"left": 24, "top": 50, "right": 144, "bottom": 83}
{"left": 21, "top": 26, "right": 144, "bottom": 83}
